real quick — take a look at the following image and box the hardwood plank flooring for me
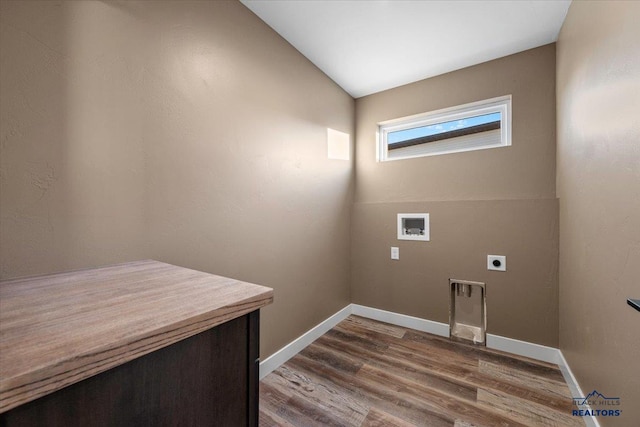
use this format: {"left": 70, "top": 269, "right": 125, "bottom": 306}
{"left": 260, "top": 316, "right": 584, "bottom": 427}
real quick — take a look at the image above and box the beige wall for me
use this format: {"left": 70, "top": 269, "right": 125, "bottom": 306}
{"left": 6, "top": 8, "right": 638, "bottom": 415}
{"left": 0, "top": 0, "right": 354, "bottom": 358}
{"left": 355, "top": 44, "right": 557, "bottom": 204}
{"left": 557, "top": 1, "right": 640, "bottom": 424}
{"left": 353, "top": 45, "right": 559, "bottom": 346}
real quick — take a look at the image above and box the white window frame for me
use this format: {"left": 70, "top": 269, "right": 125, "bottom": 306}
{"left": 377, "top": 95, "right": 512, "bottom": 162}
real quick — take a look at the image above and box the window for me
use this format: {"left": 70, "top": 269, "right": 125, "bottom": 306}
{"left": 378, "top": 95, "right": 511, "bottom": 161}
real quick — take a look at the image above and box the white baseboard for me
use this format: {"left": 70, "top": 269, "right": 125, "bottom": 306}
{"left": 557, "top": 351, "right": 600, "bottom": 427}
{"left": 259, "top": 304, "right": 352, "bottom": 380}
{"left": 260, "top": 304, "right": 559, "bottom": 374}
{"left": 259, "top": 304, "right": 598, "bottom": 426}
{"left": 486, "top": 333, "right": 560, "bottom": 365}
{"left": 350, "top": 305, "right": 563, "bottom": 365}
{"left": 351, "top": 304, "right": 450, "bottom": 337}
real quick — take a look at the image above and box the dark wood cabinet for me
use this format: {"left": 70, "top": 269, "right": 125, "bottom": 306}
{"left": 1, "top": 310, "right": 260, "bottom": 427}
{"left": 0, "top": 261, "right": 272, "bottom": 427}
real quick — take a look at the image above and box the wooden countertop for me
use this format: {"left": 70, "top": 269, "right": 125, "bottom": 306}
{"left": 0, "top": 260, "right": 273, "bottom": 413}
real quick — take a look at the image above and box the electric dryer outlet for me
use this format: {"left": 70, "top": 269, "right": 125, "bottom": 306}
{"left": 487, "top": 255, "right": 506, "bottom": 271}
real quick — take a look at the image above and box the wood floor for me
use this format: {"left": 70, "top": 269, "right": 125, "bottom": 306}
{"left": 259, "top": 315, "right": 584, "bottom": 427}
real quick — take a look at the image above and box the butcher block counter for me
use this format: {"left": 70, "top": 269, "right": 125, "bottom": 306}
{"left": 0, "top": 260, "right": 273, "bottom": 426}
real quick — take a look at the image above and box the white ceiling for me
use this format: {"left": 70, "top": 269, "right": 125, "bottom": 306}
{"left": 241, "top": 0, "right": 571, "bottom": 98}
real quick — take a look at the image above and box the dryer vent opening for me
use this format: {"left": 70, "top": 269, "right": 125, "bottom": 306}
{"left": 449, "top": 279, "right": 486, "bottom": 345}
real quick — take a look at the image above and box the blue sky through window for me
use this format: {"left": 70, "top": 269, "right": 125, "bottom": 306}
{"left": 388, "top": 112, "right": 501, "bottom": 144}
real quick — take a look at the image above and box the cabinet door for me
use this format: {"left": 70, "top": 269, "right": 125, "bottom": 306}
{"left": 1, "top": 312, "right": 260, "bottom": 427}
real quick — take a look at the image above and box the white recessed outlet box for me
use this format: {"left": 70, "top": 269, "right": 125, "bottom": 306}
{"left": 397, "top": 213, "right": 430, "bottom": 241}
{"left": 487, "top": 255, "right": 506, "bottom": 271}
{"left": 390, "top": 247, "right": 399, "bottom": 260}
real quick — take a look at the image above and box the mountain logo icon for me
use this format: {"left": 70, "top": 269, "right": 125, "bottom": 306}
{"left": 573, "top": 390, "right": 620, "bottom": 406}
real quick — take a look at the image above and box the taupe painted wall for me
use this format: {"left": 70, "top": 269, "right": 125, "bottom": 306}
{"left": 557, "top": 1, "right": 640, "bottom": 424}
{"left": 353, "top": 45, "right": 559, "bottom": 346}
{"left": 355, "top": 44, "right": 557, "bottom": 204}
{"left": 0, "top": 0, "right": 354, "bottom": 358}
{"left": 6, "top": 8, "right": 637, "bottom": 412}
